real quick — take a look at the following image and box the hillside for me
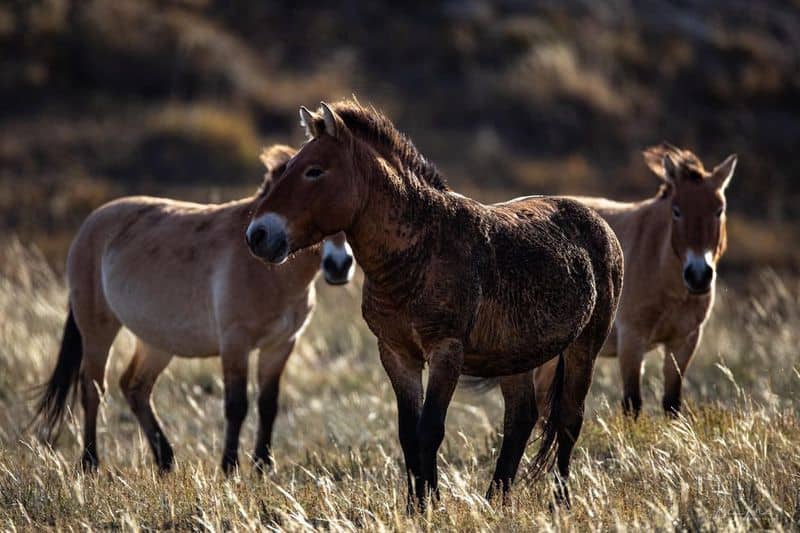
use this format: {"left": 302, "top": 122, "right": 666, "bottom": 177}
{"left": 1, "top": 1, "right": 798, "bottom": 266}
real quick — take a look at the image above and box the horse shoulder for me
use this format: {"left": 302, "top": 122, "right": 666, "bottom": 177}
{"left": 413, "top": 250, "right": 483, "bottom": 339}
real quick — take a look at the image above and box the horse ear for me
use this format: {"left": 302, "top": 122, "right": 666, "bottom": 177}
{"left": 299, "top": 106, "right": 321, "bottom": 139}
{"left": 258, "top": 145, "right": 296, "bottom": 196}
{"left": 710, "top": 154, "right": 737, "bottom": 191}
{"left": 320, "top": 101, "right": 344, "bottom": 138}
{"left": 642, "top": 144, "right": 676, "bottom": 184}
{"left": 662, "top": 152, "right": 679, "bottom": 184}
{"left": 260, "top": 144, "right": 296, "bottom": 176}
{"left": 643, "top": 146, "right": 667, "bottom": 181}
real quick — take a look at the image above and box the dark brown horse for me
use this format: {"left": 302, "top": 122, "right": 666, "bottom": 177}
{"left": 33, "top": 145, "right": 354, "bottom": 474}
{"left": 246, "top": 101, "right": 623, "bottom": 507}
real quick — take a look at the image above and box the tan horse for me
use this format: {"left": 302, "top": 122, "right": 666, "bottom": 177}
{"left": 246, "top": 100, "right": 623, "bottom": 507}
{"left": 534, "top": 143, "right": 736, "bottom": 416}
{"left": 33, "top": 145, "right": 355, "bottom": 474}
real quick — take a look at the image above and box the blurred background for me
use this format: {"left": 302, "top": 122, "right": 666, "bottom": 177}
{"left": 2, "top": 0, "right": 799, "bottom": 270}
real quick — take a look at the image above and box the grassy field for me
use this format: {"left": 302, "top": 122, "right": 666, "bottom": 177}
{"left": 0, "top": 238, "right": 798, "bottom": 531}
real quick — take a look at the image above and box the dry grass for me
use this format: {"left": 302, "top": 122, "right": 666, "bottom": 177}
{"left": 0, "top": 238, "right": 798, "bottom": 531}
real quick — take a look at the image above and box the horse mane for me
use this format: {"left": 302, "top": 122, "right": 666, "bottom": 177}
{"left": 643, "top": 142, "right": 708, "bottom": 198}
{"left": 328, "top": 100, "right": 450, "bottom": 192}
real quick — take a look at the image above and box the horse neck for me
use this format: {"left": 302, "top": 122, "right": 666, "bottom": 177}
{"left": 640, "top": 195, "right": 686, "bottom": 295}
{"left": 346, "top": 154, "right": 441, "bottom": 287}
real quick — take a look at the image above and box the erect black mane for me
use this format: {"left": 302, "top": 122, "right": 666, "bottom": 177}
{"left": 330, "top": 100, "right": 450, "bottom": 192}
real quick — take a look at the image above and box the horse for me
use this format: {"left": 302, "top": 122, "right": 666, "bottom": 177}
{"left": 32, "top": 144, "right": 355, "bottom": 474}
{"left": 534, "top": 143, "right": 736, "bottom": 417}
{"left": 245, "top": 100, "right": 623, "bottom": 507}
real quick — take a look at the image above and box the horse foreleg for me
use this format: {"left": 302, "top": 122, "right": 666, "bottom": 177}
{"left": 486, "top": 371, "right": 538, "bottom": 502}
{"left": 662, "top": 330, "right": 701, "bottom": 415}
{"left": 220, "top": 340, "right": 250, "bottom": 475}
{"left": 379, "top": 342, "right": 423, "bottom": 512}
{"left": 253, "top": 340, "right": 295, "bottom": 473}
{"left": 119, "top": 339, "right": 174, "bottom": 472}
{"left": 417, "top": 338, "right": 463, "bottom": 504}
{"left": 617, "top": 331, "right": 647, "bottom": 417}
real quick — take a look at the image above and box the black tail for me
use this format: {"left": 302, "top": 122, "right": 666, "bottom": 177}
{"left": 529, "top": 353, "right": 565, "bottom": 479}
{"left": 32, "top": 306, "right": 83, "bottom": 442}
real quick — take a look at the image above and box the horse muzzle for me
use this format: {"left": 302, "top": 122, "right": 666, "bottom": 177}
{"left": 246, "top": 214, "right": 290, "bottom": 264}
{"left": 683, "top": 251, "right": 715, "bottom": 295}
{"left": 321, "top": 239, "right": 355, "bottom": 285}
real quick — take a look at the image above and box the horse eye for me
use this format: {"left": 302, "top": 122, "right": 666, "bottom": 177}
{"left": 305, "top": 167, "right": 324, "bottom": 179}
{"left": 716, "top": 206, "right": 724, "bottom": 218}
{"left": 672, "top": 205, "right": 682, "bottom": 219}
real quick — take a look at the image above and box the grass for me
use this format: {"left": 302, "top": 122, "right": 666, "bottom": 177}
{"left": 0, "top": 238, "right": 798, "bottom": 530}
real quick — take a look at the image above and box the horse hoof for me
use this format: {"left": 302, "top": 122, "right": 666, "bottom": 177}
{"left": 80, "top": 453, "right": 99, "bottom": 473}
{"left": 405, "top": 500, "right": 417, "bottom": 515}
{"left": 157, "top": 461, "right": 174, "bottom": 476}
{"left": 662, "top": 400, "right": 681, "bottom": 418}
{"left": 221, "top": 457, "right": 239, "bottom": 476}
{"left": 621, "top": 400, "right": 642, "bottom": 419}
{"left": 551, "top": 486, "right": 571, "bottom": 511}
{"left": 252, "top": 457, "right": 275, "bottom": 476}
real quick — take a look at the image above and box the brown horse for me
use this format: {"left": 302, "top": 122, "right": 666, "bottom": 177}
{"left": 33, "top": 145, "right": 354, "bottom": 474}
{"left": 246, "top": 100, "right": 623, "bottom": 506}
{"left": 534, "top": 143, "right": 736, "bottom": 416}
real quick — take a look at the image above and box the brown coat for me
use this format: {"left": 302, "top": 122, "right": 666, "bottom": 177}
{"left": 247, "top": 100, "right": 624, "bottom": 505}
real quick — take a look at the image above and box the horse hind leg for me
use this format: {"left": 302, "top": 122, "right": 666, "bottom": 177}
{"left": 486, "top": 370, "right": 537, "bottom": 502}
{"left": 72, "top": 299, "right": 121, "bottom": 472}
{"left": 551, "top": 293, "right": 618, "bottom": 507}
{"left": 119, "top": 339, "right": 174, "bottom": 472}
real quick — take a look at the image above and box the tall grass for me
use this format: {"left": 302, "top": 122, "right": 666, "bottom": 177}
{"left": 0, "top": 239, "right": 798, "bottom": 530}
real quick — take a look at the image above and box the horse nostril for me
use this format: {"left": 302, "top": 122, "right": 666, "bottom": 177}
{"left": 342, "top": 255, "right": 354, "bottom": 271}
{"left": 701, "top": 265, "right": 714, "bottom": 285}
{"left": 248, "top": 227, "right": 266, "bottom": 248}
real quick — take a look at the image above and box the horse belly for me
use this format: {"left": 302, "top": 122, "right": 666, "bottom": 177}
{"left": 101, "top": 258, "right": 219, "bottom": 356}
{"left": 462, "top": 350, "right": 561, "bottom": 378}
{"left": 464, "top": 299, "right": 588, "bottom": 377}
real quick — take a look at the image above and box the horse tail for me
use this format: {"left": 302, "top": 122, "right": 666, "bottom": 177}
{"left": 32, "top": 306, "right": 83, "bottom": 442}
{"left": 529, "top": 352, "right": 565, "bottom": 479}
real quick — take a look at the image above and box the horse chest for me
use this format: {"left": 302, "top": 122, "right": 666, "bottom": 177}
{"left": 361, "top": 289, "right": 428, "bottom": 358}
{"left": 253, "top": 309, "right": 309, "bottom": 349}
{"left": 246, "top": 290, "right": 314, "bottom": 350}
{"left": 363, "top": 308, "right": 421, "bottom": 355}
{"left": 648, "top": 296, "right": 711, "bottom": 345}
